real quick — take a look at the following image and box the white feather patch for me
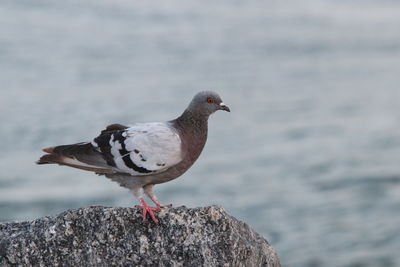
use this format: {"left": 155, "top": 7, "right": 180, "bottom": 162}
{"left": 109, "top": 122, "right": 182, "bottom": 175}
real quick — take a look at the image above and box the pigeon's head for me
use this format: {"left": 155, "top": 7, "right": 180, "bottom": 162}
{"left": 187, "top": 91, "right": 230, "bottom": 117}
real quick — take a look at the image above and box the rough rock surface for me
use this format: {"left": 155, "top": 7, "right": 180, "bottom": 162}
{"left": 0, "top": 205, "right": 280, "bottom": 266}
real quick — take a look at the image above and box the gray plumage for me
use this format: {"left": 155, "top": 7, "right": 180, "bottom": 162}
{"left": 37, "top": 91, "right": 230, "bottom": 223}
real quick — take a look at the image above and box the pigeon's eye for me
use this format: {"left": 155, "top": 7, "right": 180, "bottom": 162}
{"left": 207, "top": 97, "right": 214, "bottom": 104}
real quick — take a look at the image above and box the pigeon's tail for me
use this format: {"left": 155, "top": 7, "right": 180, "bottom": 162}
{"left": 37, "top": 142, "right": 115, "bottom": 174}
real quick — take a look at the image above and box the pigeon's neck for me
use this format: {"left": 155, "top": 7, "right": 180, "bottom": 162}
{"left": 173, "top": 109, "right": 209, "bottom": 160}
{"left": 175, "top": 109, "right": 209, "bottom": 137}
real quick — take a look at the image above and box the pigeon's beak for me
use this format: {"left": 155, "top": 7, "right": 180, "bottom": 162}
{"left": 219, "top": 102, "right": 230, "bottom": 112}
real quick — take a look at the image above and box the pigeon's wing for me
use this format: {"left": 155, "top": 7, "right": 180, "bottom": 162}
{"left": 92, "top": 122, "right": 183, "bottom": 176}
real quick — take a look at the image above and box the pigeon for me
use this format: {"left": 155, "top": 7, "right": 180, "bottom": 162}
{"left": 37, "top": 91, "right": 230, "bottom": 223}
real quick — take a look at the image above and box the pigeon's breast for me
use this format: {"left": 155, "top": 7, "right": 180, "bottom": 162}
{"left": 142, "top": 128, "right": 208, "bottom": 185}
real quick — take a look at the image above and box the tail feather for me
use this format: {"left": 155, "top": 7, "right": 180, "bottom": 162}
{"left": 42, "top": 147, "right": 54, "bottom": 153}
{"left": 36, "top": 153, "right": 55, "bottom": 164}
{"left": 37, "top": 142, "right": 115, "bottom": 174}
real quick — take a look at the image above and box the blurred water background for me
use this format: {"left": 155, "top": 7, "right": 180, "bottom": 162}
{"left": 1, "top": 0, "right": 400, "bottom": 266}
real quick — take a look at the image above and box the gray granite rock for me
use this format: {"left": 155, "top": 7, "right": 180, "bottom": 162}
{"left": 0, "top": 206, "right": 280, "bottom": 267}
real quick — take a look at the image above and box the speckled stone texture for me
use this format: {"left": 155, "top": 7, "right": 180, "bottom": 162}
{"left": 0, "top": 206, "right": 280, "bottom": 267}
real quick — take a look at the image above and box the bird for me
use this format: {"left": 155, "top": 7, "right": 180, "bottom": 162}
{"left": 37, "top": 91, "right": 230, "bottom": 223}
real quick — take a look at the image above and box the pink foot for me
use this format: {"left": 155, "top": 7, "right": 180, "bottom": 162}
{"left": 136, "top": 198, "right": 160, "bottom": 223}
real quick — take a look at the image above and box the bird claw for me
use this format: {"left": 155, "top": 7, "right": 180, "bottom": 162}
{"left": 136, "top": 200, "right": 160, "bottom": 223}
{"left": 158, "top": 203, "right": 172, "bottom": 208}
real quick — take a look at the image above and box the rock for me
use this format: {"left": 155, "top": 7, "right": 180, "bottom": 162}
{"left": 0, "top": 205, "right": 280, "bottom": 266}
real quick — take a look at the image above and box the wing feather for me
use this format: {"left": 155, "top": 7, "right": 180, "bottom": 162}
{"left": 92, "top": 122, "right": 182, "bottom": 176}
